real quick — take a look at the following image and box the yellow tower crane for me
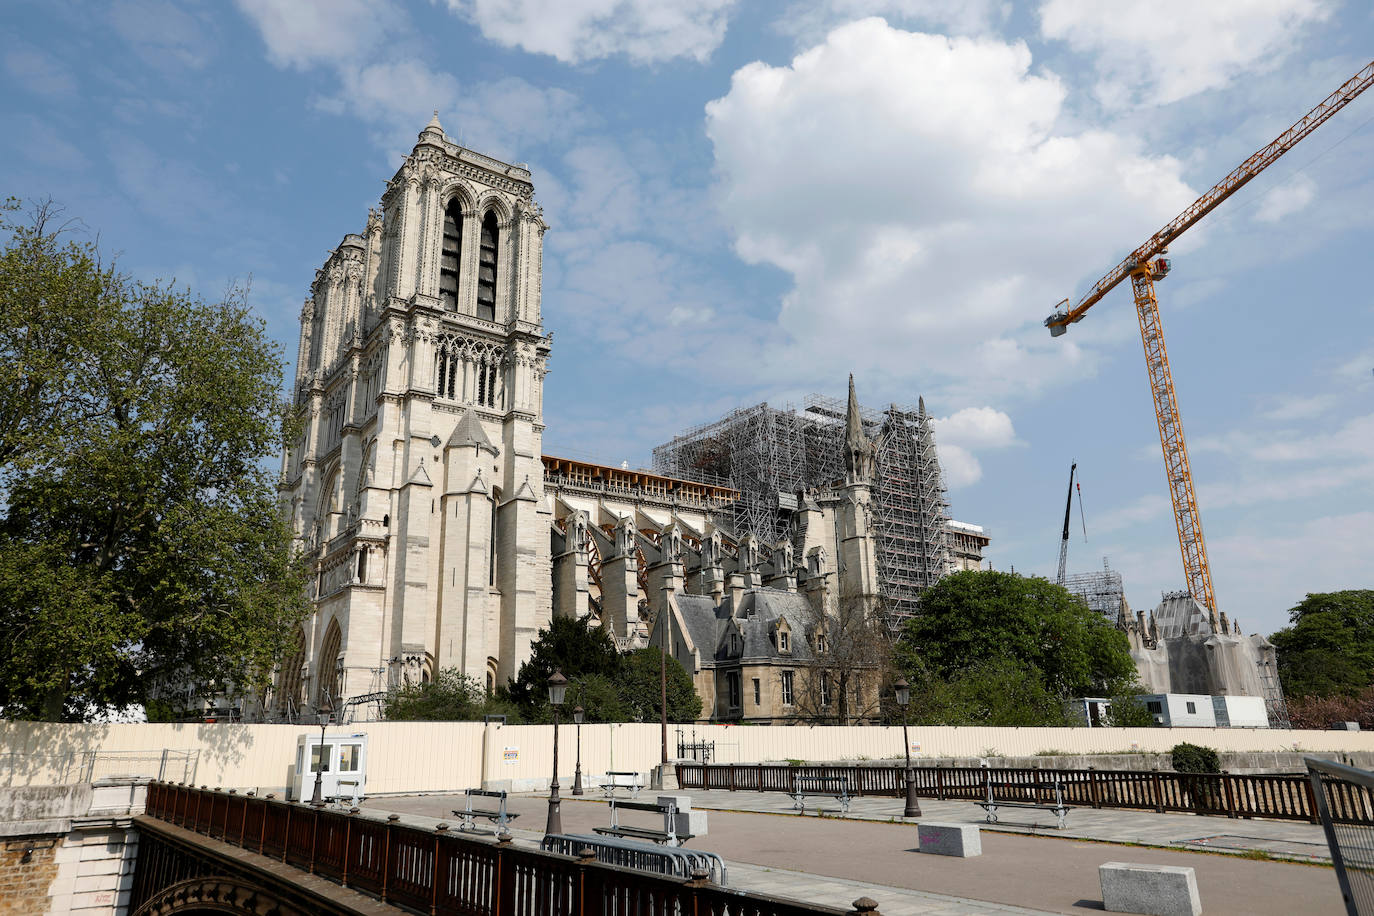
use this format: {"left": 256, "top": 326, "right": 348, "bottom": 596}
{"left": 1046, "top": 60, "right": 1374, "bottom": 621}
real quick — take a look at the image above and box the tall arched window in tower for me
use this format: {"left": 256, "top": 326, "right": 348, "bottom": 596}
{"left": 477, "top": 212, "right": 498, "bottom": 322}
{"left": 439, "top": 201, "right": 463, "bottom": 311}
{"left": 318, "top": 619, "right": 342, "bottom": 710}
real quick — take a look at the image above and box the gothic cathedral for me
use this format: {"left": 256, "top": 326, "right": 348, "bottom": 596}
{"left": 278, "top": 115, "right": 552, "bottom": 716}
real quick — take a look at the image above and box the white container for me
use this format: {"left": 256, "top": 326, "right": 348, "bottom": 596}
{"left": 293, "top": 732, "right": 368, "bottom": 803}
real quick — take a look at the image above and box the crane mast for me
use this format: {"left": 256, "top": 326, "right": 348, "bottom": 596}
{"left": 1045, "top": 60, "right": 1374, "bottom": 619}
{"left": 1057, "top": 462, "right": 1077, "bottom": 586}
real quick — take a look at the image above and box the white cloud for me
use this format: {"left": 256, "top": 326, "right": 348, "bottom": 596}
{"left": 1039, "top": 0, "right": 1334, "bottom": 107}
{"left": 442, "top": 0, "right": 737, "bottom": 64}
{"left": 4, "top": 114, "right": 88, "bottom": 172}
{"left": 3, "top": 47, "right": 77, "bottom": 98}
{"left": 238, "top": 1, "right": 583, "bottom": 160}
{"left": 233, "top": 0, "right": 400, "bottom": 69}
{"left": 1255, "top": 174, "right": 1317, "bottom": 223}
{"left": 109, "top": 0, "right": 215, "bottom": 70}
{"left": 929, "top": 406, "right": 1018, "bottom": 488}
{"left": 934, "top": 406, "right": 1018, "bottom": 449}
{"left": 775, "top": 0, "right": 1008, "bottom": 45}
{"left": 1193, "top": 413, "right": 1374, "bottom": 463}
{"left": 938, "top": 443, "right": 983, "bottom": 488}
{"left": 1095, "top": 492, "right": 1172, "bottom": 534}
{"left": 1210, "top": 511, "right": 1374, "bottom": 632}
{"left": 1261, "top": 392, "right": 1338, "bottom": 421}
{"left": 704, "top": 19, "right": 1196, "bottom": 402}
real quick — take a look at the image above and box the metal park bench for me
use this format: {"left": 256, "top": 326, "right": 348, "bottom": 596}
{"left": 453, "top": 788, "right": 519, "bottom": 836}
{"left": 542, "top": 833, "right": 728, "bottom": 885}
{"left": 601, "top": 770, "right": 645, "bottom": 798}
{"left": 979, "top": 773, "right": 1072, "bottom": 829}
{"left": 594, "top": 798, "right": 689, "bottom": 847}
{"left": 789, "top": 774, "right": 852, "bottom": 814}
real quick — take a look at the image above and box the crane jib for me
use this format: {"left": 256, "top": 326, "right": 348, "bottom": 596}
{"left": 1047, "top": 58, "right": 1374, "bottom": 331}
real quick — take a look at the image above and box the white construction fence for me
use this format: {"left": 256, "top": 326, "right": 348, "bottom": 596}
{"left": 4, "top": 721, "right": 1374, "bottom": 797}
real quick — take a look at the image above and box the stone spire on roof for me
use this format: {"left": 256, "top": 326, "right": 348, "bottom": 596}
{"left": 843, "top": 374, "right": 875, "bottom": 480}
{"left": 420, "top": 111, "right": 445, "bottom": 141}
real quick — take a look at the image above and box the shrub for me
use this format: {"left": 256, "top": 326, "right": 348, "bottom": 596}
{"left": 1171, "top": 742, "right": 1220, "bottom": 773}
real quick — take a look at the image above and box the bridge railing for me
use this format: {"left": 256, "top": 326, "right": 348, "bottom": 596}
{"left": 674, "top": 762, "right": 1374, "bottom": 825}
{"left": 142, "top": 781, "right": 855, "bottom": 916}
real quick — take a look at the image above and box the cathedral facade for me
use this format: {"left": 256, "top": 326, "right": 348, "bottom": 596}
{"left": 277, "top": 116, "right": 553, "bottom": 715}
{"left": 275, "top": 120, "right": 965, "bottom": 724}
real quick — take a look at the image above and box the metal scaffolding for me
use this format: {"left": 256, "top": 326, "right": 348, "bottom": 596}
{"left": 652, "top": 390, "right": 951, "bottom": 624}
{"left": 1063, "top": 557, "right": 1125, "bottom": 621}
{"left": 652, "top": 403, "right": 809, "bottom": 546}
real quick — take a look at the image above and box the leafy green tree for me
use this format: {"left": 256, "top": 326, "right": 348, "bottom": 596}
{"left": 1270, "top": 591, "right": 1374, "bottom": 699}
{"left": 385, "top": 669, "right": 487, "bottom": 721}
{"left": 505, "top": 614, "right": 621, "bottom": 715}
{"left": 1170, "top": 742, "right": 1220, "bottom": 774}
{"left": 1105, "top": 693, "right": 1156, "bottom": 728}
{"left": 384, "top": 669, "right": 524, "bottom": 722}
{"left": 900, "top": 657, "right": 1074, "bottom": 727}
{"left": 0, "top": 199, "right": 309, "bottom": 720}
{"left": 898, "top": 570, "right": 1140, "bottom": 698}
{"left": 617, "top": 648, "right": 702, "bottom": 723}
{"left": 567, "top": 673, "right": 631, "bottom": 723}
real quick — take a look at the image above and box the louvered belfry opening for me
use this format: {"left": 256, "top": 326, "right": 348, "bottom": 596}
{"left": 477, "top": 211, "right": 498, "bottom": 321}
{"left": 439, "top": 201, "right": 462, "bottom": 311}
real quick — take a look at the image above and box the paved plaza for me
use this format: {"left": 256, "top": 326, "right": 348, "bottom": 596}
{"left": 363, "top": 788, "right": 1345, "bottom": 915}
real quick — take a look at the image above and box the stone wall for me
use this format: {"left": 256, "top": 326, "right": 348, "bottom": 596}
{"left": 0, "top": 838, "right": 59, "bottom": 916}
{"left": 0, "top": 779, "right": 146, "bottom": 915}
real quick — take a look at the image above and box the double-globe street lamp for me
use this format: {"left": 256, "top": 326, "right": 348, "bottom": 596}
{"left": 572, "top": 705, "right": 585, "bottom": 796}
{"left": 893, "top": 676, "right": 922, "bottom": 818}
{"left": 545, "top": 670, "right": 568, "bottom": 836}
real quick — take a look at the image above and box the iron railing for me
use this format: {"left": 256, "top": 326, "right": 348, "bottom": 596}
{"left": 2, "top": 749, "right": 198, "bottom": 786}
{"left": 1309, "top": 758, "right": 1374, "bottom": 915}
{"left": 676, "top": 762, "right": 1374, "bottom": 826}
{"left": 138, "top": 781, "right": 856, "bottom": 916}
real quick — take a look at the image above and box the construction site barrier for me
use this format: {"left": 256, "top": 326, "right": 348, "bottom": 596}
{"left": 676, "top": 762, "right": 1374, "bottom": 826}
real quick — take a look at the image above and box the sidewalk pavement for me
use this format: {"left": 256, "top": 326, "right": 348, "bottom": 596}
{"left": 680, "top": 786, "right": 1336, "bottom": 863}
{"left": 363, "top": 791, "right": 1345, "bottom": 916}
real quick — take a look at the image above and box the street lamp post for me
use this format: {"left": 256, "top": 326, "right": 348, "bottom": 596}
{"left": 572, "top": 705, "right": 585, "bottom": 796}
{"left": 309, "top": 712, "right": 329, "bottom": 807}
{"left": 894, "top": 676, "right": 921, "bottom": 818}
{"left": 545, "top": 670, "right": 568, "bottom": 836}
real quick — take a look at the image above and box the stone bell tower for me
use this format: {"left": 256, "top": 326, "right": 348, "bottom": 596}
{"left": 277, "top": 114, "right": 552, "bottom": 717}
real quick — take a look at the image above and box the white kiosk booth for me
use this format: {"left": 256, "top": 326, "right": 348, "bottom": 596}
{"left": 292, "top": 732, "right": 368, "bottom": 804}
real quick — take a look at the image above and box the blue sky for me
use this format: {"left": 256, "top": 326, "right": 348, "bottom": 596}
{"left": 4, "top": 0, "right": 1371, "bottom": 638}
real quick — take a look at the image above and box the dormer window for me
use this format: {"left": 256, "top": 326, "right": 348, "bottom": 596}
{"left": 778, "top": 628, "right": 790, "bottom": 653}
{"left": 815, "top": 632, "right": 827, "bottom": 654}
